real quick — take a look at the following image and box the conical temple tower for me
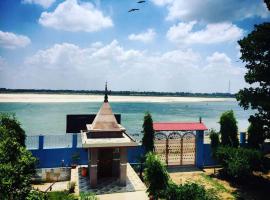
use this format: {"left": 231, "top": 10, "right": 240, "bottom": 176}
{"left": 81, "top": 83, "right": 137, "bottom": 188}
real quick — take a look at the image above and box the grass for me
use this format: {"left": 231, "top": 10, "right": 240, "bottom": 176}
{"left": 47, "top": 191, "right": 98, "bottom": 200}
{"left": 80, "top": 192, "right": 98, "bottom": 200}
{"left": 48, "top": 191, "right": 77, "bottom": 200}
{"left": 200, "top": 173, "right": 229, "bottom": 193}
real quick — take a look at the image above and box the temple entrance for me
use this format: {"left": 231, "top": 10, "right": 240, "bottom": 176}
{"left": 154, "top": 131, "right": 196, "bottom": 166}
{"left": 98, "top": 148, "right": 113, "bottom": 178}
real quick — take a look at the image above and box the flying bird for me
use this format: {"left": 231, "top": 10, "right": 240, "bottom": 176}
{"left": 128, "top": 8, "right": 139, "bottom": 12}
{"left": 137, "top": 0, "right": 146, "bottom": 3}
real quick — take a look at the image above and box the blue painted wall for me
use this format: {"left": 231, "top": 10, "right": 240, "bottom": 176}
{"left": 29, "top": 133, "right": 223, "bottom": 168}
{"left": 30, "top": 135, "right": 145, "bottom": 168}
{"left": 31, "top": 148, "right": 88, "bottom": 168}
{"left": 195, "top": 130, "right": 204, "bottom": 168}
{"left": 203, "top": 144, "right": 217, "bottom": 166}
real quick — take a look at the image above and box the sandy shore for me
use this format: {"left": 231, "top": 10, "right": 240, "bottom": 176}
{"left": 0, "top": 93, "right": 235, "bottom": 103}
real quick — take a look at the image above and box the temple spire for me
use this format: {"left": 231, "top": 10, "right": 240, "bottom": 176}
{"left": 104, "top": 82, "right": 108, "bottom": 102}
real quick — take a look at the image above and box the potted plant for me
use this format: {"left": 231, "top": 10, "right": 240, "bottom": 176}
{"left": 71, "top": 152, "right": 80, "bottom": 168}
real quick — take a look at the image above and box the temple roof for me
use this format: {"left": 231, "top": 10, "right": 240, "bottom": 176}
{"left": 153, "top": 122, "right": 208, "bottom": 131}
{"left": 87, "top": 82, "right": 125, "bottom": 132}
{"left": 81, "top": 83, "right": 137, "bottom": 148}
{"left": 81, "top": 131, "right": 137, "bottom": 148}
{"left": 87, "top": 102, "right": 124, "bottom": 132}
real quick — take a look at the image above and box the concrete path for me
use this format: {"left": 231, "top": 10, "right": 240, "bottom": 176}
{"left": 71, "top": 166, "right": 79, "bottom": 195}
{"left": 32, "top": 181, "right": 69, "bottom": 192}
{"left": 97, "top": 190, "right": 148, "bottom": 200}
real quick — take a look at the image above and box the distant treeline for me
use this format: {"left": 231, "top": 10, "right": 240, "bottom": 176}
{"left": 0, "top": 88, "right": 235, "bottom": 98}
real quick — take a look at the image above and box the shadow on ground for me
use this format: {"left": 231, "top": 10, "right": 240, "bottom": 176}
{"left": 212, "top": 171, "right": 270, "bottom": 200}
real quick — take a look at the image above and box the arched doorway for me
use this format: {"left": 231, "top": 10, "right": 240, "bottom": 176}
{"left": 154, "top": 131, "right": 196, "bottom": 166}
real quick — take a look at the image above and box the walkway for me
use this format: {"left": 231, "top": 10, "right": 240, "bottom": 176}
{"left": 78, "top": 163, "right": 146, "bottom": 195}
{"left": 97, "top": 190, "right": 148, "bottom": 200}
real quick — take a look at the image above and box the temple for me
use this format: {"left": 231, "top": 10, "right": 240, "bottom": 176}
{"left": 81, "top": 83, "right": 138, "bottom": 188}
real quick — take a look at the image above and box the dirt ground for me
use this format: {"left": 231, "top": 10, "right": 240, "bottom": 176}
{"left": 169, "top": 168, "right": 235, "bottom": 200}
{"left": 168, "top": 167, "right": 270, "bottom": 200}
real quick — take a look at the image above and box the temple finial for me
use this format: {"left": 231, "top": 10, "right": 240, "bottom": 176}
{"left": 104, "top": 82, "right": 108, "bottom": 102}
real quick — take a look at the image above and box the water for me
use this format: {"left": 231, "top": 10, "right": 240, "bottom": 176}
{"left": 0, "top": 100, "right": 253, "bottom": 139}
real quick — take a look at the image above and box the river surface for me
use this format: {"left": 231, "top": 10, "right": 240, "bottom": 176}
{"left": 0, "top": 100, "right": 253, "bottom": 140}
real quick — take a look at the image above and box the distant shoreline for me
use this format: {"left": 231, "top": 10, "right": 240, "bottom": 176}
{"left": 0, "top": 88, "right": 235, "bottom": 98}
{"left": 0, "top": 93, "right": 235, "bottom": 103}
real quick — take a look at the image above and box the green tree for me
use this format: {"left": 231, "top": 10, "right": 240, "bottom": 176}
{"left": 247, "top": 122, "right": 265, "bottom": 149}
{"left": 142, "top": 112, "right": 155, "bottom": 153}
{"left": 219, "top": 110, "right": 239, "bottom": 147}
{"left": 0, "top": 113, "right": 26, "bottom": 146}
{"left": 0, "top": 116, "right": 37, "bottom": 199}
{"left": 144, "top": 152, "right": 169, "bottom": 199}
{"left": 215, "top": 146, "right": 262, "bottom": 179}
{"left": 209, "top": 129, "right": 220, "bottom": 158}
{"left": 236, "top": 1, "right": 270, "bottom": 141}
{"left": 26, "top": 190, "right": 48, "bottom": 200}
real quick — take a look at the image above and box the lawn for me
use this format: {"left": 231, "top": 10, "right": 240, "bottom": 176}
{"left": 48, "top": 191, "right": 77, "bottom": 200}
{"left": 169, "top": 168, "right": 270, "bottom": 200}
{"left": 47, "top": 191, "right": 98, "bottom": 200}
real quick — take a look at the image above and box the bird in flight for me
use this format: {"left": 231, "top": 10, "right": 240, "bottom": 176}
{"left": 137, "top": 0, "right": 146, "bottom": 3}
{"left": 128, "top": 8, "right": 140, "bottom": 12}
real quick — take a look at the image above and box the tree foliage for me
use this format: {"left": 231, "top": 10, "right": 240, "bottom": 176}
{"left": 26, "top": 190, "right": 48, "bottom": 200}
{"left": 216, "top": 146, "right": 262, "bottom": 179}
{"left": 247, "top": 121, "right": 265, "bottom": 149}
{"left": 236, "top": 1, "right": 270, "bottom": 140}
{"left": 165, "top": 182, "right": 218, "bottom": 200}
{"left": 142, "top": 112, "right": 155, "bottom": 153}
{"left": 209, "top": 129, "right": 220, "bottom": 150}
{"left": 219, "top": 110, "right": 239, "bottom": 147}
{"left": 144, "top": 152, "right": 169, "bottom": 199}
{"left": 0, "top": 113, "right": 26, "bottom": 146}
{"left": 209, "top": 129, "right": 220, "bottom": 158}
{"left": 0, "top": 114, "right": 37, "bottom": 200}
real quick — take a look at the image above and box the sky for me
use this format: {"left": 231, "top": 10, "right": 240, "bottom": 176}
{"left": 0, "top": 0, "right": 269, "bottom": 93}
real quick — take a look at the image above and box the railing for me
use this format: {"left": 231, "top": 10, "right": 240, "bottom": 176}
{"left": 26, "top": 133, "right": 82, "bottom": 150}
{"left": 26, "top": 132, "right": 140, "bottom": 150}
{"left": 44, "top": 135, "right": 72, "bottom": 149}
{"left": 26, "top": 136, "right": 39, "bottom": 150}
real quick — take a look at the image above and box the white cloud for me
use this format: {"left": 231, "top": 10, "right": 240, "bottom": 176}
{"left": 39, "top": 0, "right": 113, "bottom": 32}
{"left": 22, "top": 0, "right": 56, "bottom": 8}
{"left": 128, "top": 29, "right": 156, "bottom": 43}
{"left": 236, "top": 44, "right": 242, "bottom": 59}
{"left": 8, "top": 41, "right": 244, "bottom": 92}
{"left": 151, "top": 0, "right": 269, "bottom": 22}
{"left": 167, "top": 21, "right": 243, "bottom": 45}
{"left": 0, "top": 56, "right": 6, "bottom": 71}
{"left": 0, "top": 30, "right": 31, "bottom": 49}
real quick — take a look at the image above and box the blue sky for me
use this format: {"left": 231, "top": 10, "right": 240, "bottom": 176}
{"left": 0, "top": 0, "right": 269, "bottom": 92}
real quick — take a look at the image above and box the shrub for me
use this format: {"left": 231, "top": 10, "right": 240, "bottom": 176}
{"left": 219, "top": 110, "right": 239, "bottom": 147}
{"left": 26, "top": 190, "right": 48, "bottom": 200}
{"left": 80, "top": 192, "right": 98, "bottom": 200}
{"left": 247, "top": 121, "right": 265, "bottom": 149}
{"left": 142, "top": 112, "right": 155, "bottom": 153}
{"left": 0, "top": 126, "right": 37, "bottom": 199}
{"left": 209, "top": 129, "right": 220, "bottom": 158}
{"left": 0, "top": 113, "right": 26, "bottom": 146}
{"left": 144, "top": 152, "right": 169, "bottom": 199}
{"left": 216, "top": 146, "right": 262, "bottom": 179}
{"left": 165, "top": 182, "right": 218, "bottom": 200}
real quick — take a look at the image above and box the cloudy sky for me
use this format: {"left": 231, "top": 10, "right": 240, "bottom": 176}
{"left": 0, "top": 0, "right": 269, "bottom": 92}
